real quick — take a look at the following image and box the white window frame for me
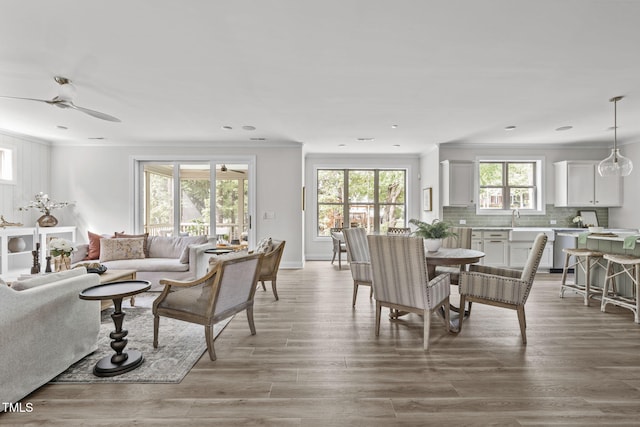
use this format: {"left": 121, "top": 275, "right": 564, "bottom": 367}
{"left": 0, "top": 142, "right": 17, "bottom": 184}
{"left": 475, "top": 156, "right": 546, "bottom": 215}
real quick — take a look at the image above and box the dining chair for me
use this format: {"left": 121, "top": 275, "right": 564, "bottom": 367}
{"left": 367, "top": 234, "right": 451, "bottom": 350}
{"left": 458, "top": 233, "right": 548, "bottom": 344}
{"left": 152, "top": 252, "right": 262, "bottom": 361}
{"left": 386, "top": 227, "right": 411, "bottom": 236}
{"left": 256, "top": 239, "right": 286, "bottom": 300}
{"left": 330, "top": 227, "right": 347, "bottom": 269}
{"left": 343, "top": 227, "right": 373, "bottom": 307}
{"left": 437, "top": 226, "right": 473, "bottom": 285}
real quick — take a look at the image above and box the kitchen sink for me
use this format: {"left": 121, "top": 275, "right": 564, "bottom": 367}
{"left": 509, "top": 227, "right": 555, "bottom": 241}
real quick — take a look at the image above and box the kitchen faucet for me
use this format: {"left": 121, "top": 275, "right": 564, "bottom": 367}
{"left": 511, "top": 208, "right": 520, "bottom": 227}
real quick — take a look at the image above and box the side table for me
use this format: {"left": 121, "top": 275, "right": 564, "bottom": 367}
{"left": 98, "top": 269, "right": 137, "bottom": 311}
{"left": 79, "top": 280, "right": 151, "bottom": 377}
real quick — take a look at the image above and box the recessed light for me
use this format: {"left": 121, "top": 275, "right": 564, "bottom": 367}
{"left": 391, "top": 124, "right": 399, "bottom": 129}
{"left": 357, "top": 138, "right": 375, "bottom": 142}
{"left": 56, "top": 125, "right": 68, "bottom": 130}
{"left": 88, "top": 137, "right": 105, "bottom": 140}
{"left": 250, "top": 137, "right": 266, "bottom": 141}
{"left": 392, "top": 144, "right": 401, "bottom": 147}
{"left": 555, "top": 126, "right": 573, "bottom": 131}
{"left": 221, "top": 125, "right": 233, "bottom": 130}
{"left": 338, "top": 144, "right": 347, "bottom": 147}
{"left": 242, "top": 125, "right": 256, "bottom": 131}
{"left": 504, "top": 126, "right": 517, "bottom": 131}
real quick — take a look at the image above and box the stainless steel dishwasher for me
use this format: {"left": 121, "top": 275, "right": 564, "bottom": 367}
{"left": 551, "top": 229, "right": 577, "bottom": 273}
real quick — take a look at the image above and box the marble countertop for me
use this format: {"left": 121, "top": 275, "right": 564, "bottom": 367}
{"left": 556, "top": 230, "right": 640, "bottom": 242}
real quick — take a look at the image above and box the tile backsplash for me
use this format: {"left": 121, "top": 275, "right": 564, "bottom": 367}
{"left": 442, "top": 205, "right": 608, "bottom": 228}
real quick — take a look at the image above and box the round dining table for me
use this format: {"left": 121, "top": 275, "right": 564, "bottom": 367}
{"left": 424, "top": 247, "right": 485, "bottom": 279}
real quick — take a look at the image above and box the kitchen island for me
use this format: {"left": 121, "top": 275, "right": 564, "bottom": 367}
{"left": 557, "top": 230, "right": 640, "bottom": 298}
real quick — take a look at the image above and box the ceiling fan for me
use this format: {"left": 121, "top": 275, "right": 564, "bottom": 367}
{"left": 0, "top": 75, "right": 121, "bottom": 122}
{"left": 219, "top": 164, "right": 246, "bottom": 174}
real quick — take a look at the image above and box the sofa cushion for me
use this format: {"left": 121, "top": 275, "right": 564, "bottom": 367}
{"left": 115, "top": 232, "right": 150, "bottom": 258}
{"left": 11, "top": 268, "right": 87, "bottom": 291}
{"left": 101, "top": 257, "right": 190, "bottom": 272}
{"left": 86, "top": 231, "right": 112, "bottom": 260}
{"left": 148, "top": 235, "right": 207, "bottom": 260}
{"left": 256, "top": 237, "right": 273, "bottom": 253}
{"left": 99, "top": 237, "right": 146, "bottom": 262}
{"left": 208, "top": 250, "right": 250, "bottom": 272}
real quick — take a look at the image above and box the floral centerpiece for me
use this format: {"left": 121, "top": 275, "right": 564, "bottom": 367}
{"left": 572, "top": 215, "right": 584, "bottom": 228}
{"left": 18, "top": 192, "right": 73, "bottom": 227}
{"left": 408, "top": 218, "right": 456, "bottom": 252}
{"left": 49, "top": 238, "right": 75, "bottom": 271}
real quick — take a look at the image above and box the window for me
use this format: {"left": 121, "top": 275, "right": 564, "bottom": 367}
{"left": 0, "top": 145, "right": 16, "bottom": 184}
{"left": 477, "top": 159, "right": 543, "bottom": 213}
{"left": 317, "top": 169, "right": 406, "bottom": 236}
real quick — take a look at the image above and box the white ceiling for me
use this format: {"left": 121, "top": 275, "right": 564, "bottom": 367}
{"left": 1, "top": 0, "right": 640, "bottom": 154}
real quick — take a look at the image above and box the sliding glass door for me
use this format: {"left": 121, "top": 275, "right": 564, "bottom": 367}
{"left": 136, "top": 158, "right": 254, "bottom": 246}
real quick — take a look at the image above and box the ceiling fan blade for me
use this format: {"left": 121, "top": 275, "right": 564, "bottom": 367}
{"left": 0, "top": 95, "right": 51, "bottom": 103}
{"left": 65, "top": 102, "right": 121, "bottom": 122}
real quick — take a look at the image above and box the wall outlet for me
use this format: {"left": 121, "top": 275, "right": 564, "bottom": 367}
{"left": 459, "top": 219, "right": 466, "bottom": 224}
{"left": 550, "top": 219, "right": 557, "bottom": 225}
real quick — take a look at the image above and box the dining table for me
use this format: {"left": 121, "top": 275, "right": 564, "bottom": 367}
{"left": 425, "top": 247, "right": 485, "bottom": 330}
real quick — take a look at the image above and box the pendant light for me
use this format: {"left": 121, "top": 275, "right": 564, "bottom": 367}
{"left": 598, "top": 96, "right": 633, "bottom": 177}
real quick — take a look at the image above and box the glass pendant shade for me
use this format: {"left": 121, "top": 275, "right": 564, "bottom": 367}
{"left": 598, "top": 149, "right": 633, "bottom": 176}
{"left": 598, "top": 96, "right": 633, "bottom": 177}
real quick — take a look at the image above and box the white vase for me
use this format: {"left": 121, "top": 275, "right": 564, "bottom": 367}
{"left": 424, "top": 238, "right": 442, "bottom": 252}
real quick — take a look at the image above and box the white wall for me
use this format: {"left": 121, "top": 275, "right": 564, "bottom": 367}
{"left": 304, "top": 153, "right": 421, "bottom": 260}
{"left": 0, "top": 132, "right": 51, "bottom": 225}
{"left": 50, "top": 142, "right": 304, "bottom": 268}
{"left": 609, "top": 140, "right": 640, "bottom": 228}
{"left": 419, "top": 145, "right": 440, "bottom": 223}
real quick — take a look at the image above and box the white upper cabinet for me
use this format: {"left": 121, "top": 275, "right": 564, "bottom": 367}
{"left": 554, "top": 161, "right": 622, "bottom": 207}
{"left": 441, "top": 160, "right": 474, "bottom": 206}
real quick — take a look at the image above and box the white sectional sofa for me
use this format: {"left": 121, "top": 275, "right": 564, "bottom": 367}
{"left": 74, "top": 235, "right": 218, "bottom": 291}
{"left": 0, "top": 268, "right": 101, "bottom": 405}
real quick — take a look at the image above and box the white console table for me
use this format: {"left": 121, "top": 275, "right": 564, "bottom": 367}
{"left": 0, "top": 226, "right": 76, "bottom": 280}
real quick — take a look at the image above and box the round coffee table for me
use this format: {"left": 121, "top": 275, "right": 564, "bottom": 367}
{"left": 79, "top": 280, "right": 151, "bottom": 377}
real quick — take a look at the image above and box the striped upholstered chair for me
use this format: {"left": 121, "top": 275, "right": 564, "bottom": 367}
{"left": 367, "top": 235, "right": 451, "bottom": 350}
{"left": 458, "top": 233, "right": 548, "bottom": 344}
{"left": 436, "top": 226, "right": 473, "bottom": 285}
{"left": 343, "top": 227, "right": 373, "bottom": 307}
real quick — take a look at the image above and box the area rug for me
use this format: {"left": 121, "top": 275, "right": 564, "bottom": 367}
{"left": 50, "top": 298, "right": 233, "bottom": 384}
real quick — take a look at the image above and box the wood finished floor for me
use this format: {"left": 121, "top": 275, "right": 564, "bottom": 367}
{"left": 4, "top": 261, "right": 640, "bottom": 426}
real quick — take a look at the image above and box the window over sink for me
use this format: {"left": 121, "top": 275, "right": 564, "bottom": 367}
{"left": 476, "top": 157, "right": 545, "bottom": 215}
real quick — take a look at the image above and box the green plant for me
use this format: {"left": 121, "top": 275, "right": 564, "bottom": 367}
{"left": 408, "top": 219, "right": 456, "bottom": 239}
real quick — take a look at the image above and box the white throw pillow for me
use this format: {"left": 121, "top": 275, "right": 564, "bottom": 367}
{"left": 99, "top": 237, "right": 146, "bottom": 262}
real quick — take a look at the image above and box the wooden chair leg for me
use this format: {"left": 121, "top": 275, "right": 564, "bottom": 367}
{"left": 517, "top": 305, "right": 527, "bottom": 344}
{"left": 443, "top": 300, "right": 450, "bottom": 333}
{"left": 458, "top": 295, "right": 466, "bottom": 333}
{"left": 369, "top": 286, "right": 373, "bottom": 298}
{"left": 331, "top": 250, "right": 336, "bottom": 264}
{"left": 261, "top": 280, "right": 266, "bottom": 291}
{"left": 205, "top": 324, "right": 217, "bottom": 361}
{"left": 153, "top": 314, "right": 160, "bottom": 348}
{"left": 375, "top": 301, "right": 382, "bottom": 336}
{"left": 247, "top": 305, "right": 256, "bottom": 335}
{"left": 423, "top": 309, "right": 432, "bottom": 350}
{"left": 352, "top": 283, "right": 358, "bottom": 307}
{"left": 271, "top": 279, "right": 279, "bottom": 301}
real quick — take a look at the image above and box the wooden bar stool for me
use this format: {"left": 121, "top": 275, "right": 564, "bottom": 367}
{"left": 559, "top": 248, "right": 607, "bottom": 306}
{"left": 600, "top": 253, "right": 640, "bottom": 323}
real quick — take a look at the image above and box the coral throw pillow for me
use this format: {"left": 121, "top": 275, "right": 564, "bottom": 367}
{"left": 87, "top": 231, "right": 109, "bottom": 260}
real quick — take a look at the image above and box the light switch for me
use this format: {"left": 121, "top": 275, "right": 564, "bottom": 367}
{"left": 460, "top": 219, "right": 466, "bottom": 224}
{"left": 263, "top": 211, "right": 275, "bottom": 220}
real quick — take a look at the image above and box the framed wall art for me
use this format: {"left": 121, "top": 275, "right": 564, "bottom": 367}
{"left": 423, "top": 187, "right": 432, "bottom": 211}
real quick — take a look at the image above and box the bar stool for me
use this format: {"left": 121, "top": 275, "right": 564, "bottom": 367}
{"left": 601, "top": 253, "right": 640, "bottom": 323}
{"left": 559, "top": 248, "right": 607, "bottom": 306}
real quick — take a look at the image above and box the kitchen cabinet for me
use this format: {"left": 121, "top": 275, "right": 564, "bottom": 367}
{"left": 509, "top": 241, "right": 553, "bottom": 269}
{"left": 441, "top": 160, "right": 474, "bottom": 206}
{"left": 554, "top": 161, "right": 622, "bottom": 207}
{"left": 472, "top": 230, "right": 508, "bottom": 267}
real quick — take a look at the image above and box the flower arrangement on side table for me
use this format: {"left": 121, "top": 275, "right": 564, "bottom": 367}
{"left": 18, "top": 192, "right": 73, "bottom": 227}
{"left": 49, "top": 238, "right": 75, "bottom": 271}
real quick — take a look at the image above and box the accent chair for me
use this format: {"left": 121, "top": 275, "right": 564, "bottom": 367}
{"left": 343, "top": 227, "right": 373, "bottom": 307}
